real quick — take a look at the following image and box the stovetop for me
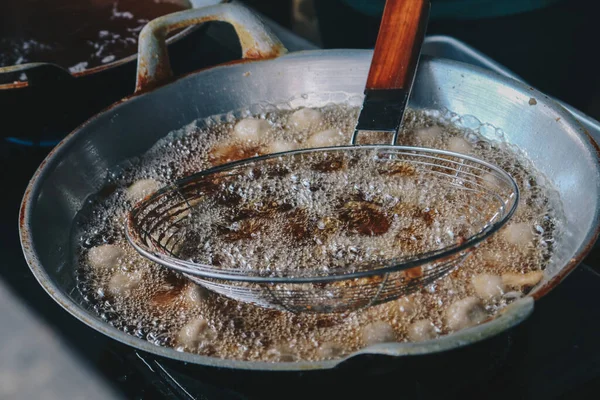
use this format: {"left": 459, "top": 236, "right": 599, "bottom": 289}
{"left": 2, "top": 16, "right": 600, "bottom": 400}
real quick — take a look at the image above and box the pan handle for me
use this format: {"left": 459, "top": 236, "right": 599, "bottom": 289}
{"left": 135, "top": 0, "right": 287, "bottom": 93}
{"left": 0, "top": 62, "right": 75, "bottom": 87}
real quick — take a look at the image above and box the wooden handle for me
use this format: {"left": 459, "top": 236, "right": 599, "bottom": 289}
{"left": 366, "top": 0, "right": 430, "bottom": 91}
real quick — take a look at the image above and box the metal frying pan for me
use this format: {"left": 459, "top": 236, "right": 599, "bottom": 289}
{"left": 19, "top": 1, "right": 600, "bottom": 371}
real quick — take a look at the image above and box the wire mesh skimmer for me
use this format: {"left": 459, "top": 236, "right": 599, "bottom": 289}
{"left": 127, "top": 0, "right": 517, "bottom": 313}
{"left": 126, "top": 145, "right": 519, "bottom": 313}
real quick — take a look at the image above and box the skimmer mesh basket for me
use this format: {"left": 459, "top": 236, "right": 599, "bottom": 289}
{"left": 126, "top": 145, "right": 518, "bottom": 313}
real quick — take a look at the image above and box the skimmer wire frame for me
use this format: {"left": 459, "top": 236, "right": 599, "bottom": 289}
{"left": 126, "top": 145, "right": 519, "bottom": 313}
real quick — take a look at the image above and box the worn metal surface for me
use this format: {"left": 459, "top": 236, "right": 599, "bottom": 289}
{"left": 136, "top": 1, "right": 286, "bottom": 92}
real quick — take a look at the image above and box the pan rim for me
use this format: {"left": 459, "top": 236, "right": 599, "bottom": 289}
{"left": 18, "top": 50, "right": 600, "bottom": 370}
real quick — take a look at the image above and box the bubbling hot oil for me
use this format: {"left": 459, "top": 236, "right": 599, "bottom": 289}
{"left": 152, "top": 148, "right": 510, "bottom": 276}
{"left": 74, "top": 105, "right": 560, "bottom": 362}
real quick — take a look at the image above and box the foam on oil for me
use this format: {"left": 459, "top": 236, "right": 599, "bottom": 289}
{"left": 73, "top": 105, "right": 561, "bottom": 362}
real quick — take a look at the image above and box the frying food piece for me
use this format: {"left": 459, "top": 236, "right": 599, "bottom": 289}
{"left": 87, "top": 244, "right": 125, "bottom": 270}
{"left": 126, "top": 179, "right": 160, "bottom": 202}
{"left": 265, "top": 140, "right": 297, "bottom": 154}
{"left": 107, "top": 270, "right": 142, "bottom": 297}
{"left": 481, "top": 172, "right": 502, "bottom": 188}
{"left": 445, "top": 297, "right": 487, "bottom": 331}
{"left": 361, "top": 321, "right": 396, "bottom": 345}
{"left": 407, "top": 319, "right": 438, "bottom": 342}
{"left": 397, "top": 295, "right": 417, "bottom": 315}
{"left": 414, "top": 126, "right": 442, "bottom": 145}
{"left": 233, "top": 118, "right": 270, "bottom": 144}
{"left": 447, "top": 136, "right": 472, "bottom": 154}
{"left": 471, "top": 274, "right": 505, "bottom": 300}
{"left": 502, "top": 222, "right": 534, "bottom": 246}
{"left": 306, "top": 129, "right": 344, "bottom": 147}
{"left": 265, "top": 344, "right": 297, "bottom": 362}
{"left": 502, "top": 271, "right": 543, "bottom": 288}
{"left": 289, "top": 108, "right": 323, "bottom": 130}
{"left": 316, "top": 342, "right": 345, "bottom": 359}
{"left": 183, "top": 283, "right": 210, "bottom": 306}
{"left": 176, "top": 317, "right": 217, "bottom": 349}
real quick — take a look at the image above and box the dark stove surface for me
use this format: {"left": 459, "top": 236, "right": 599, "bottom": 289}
{"left": 2, "top": 23, "right": 600, "bottom": 399}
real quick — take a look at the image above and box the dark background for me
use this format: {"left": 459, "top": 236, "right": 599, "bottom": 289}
{"left": 244, "top": 0, "right": 600, "bottom": 121}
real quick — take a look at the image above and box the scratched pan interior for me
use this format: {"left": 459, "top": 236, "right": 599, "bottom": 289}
{"left": 19, "top": 52, "right": 600, "bottom": 371}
